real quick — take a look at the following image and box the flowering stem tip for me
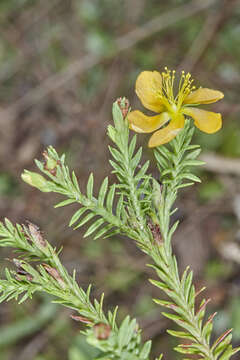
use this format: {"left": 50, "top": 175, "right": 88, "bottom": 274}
{"left": 128, "top": 68, "right": 224, "bottom": 147}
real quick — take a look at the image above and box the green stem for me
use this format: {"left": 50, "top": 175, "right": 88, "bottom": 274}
{"left": 152, "top": 246, "right": 215, "bottom": 359}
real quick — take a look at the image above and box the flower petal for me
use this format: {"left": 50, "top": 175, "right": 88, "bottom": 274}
{"left": 148, "top": 115, "right": 185, "bottom": 147}
{"left": 183, "top": 88, "right": 224, "bottom": 105}
{"left": 136, "top": 71, "right": 164, "bottom": 112}
{"left": 183, "top": 107, "right": 222, "bottom": 134}
{"left": 128, "top": 110, "right": 170, "bottom": 133}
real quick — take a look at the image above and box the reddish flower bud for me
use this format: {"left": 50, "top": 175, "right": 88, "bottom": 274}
{"left": 93, "top": 323, "right": 111, "bottom": 340}
{"left": 70, "top": 315, "right": 93, "bottom": 324}
{"left": 27, "top": 222, "right": 47, "bottom": 249}
{"left": 43, "top": 264, "right": 66, "bottom": 289}
{"left": 117, "top": 97, "right": 130, "bottom": 118}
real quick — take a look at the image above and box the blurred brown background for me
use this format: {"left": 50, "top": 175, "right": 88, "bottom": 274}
{"left": 0, "top": 0, "right": 240, "bottom": 359}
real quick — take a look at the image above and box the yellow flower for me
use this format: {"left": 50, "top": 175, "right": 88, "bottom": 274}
{"left": 128, "top": 68, "right": 224, "bottom": 147}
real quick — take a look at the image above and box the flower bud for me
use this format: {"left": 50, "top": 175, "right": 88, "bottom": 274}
{"left": 43, "top": 264, "right": 66, "bottom": 289}
{"left": 148, "top": 220, "right": 163, "bottom": 245}
{"left": 117, "top": 97, "right": 130, "bottom": 118}
{"left": 27, "top": 222, "right": 47, "bottom": 249}
{"left": 21, "top": 170, "right": 51, "bottom": 192}
{"left": 42, "top": 151, "right": 60, "bottom": 175}
{"left": 42, "top": 151, "right": 58, "bottom": 170}
{"left": 93, "top": 323, "right": 111, "bottom": 340}
{"left": 70, "top": 315, "right": 93, "bottom": 324}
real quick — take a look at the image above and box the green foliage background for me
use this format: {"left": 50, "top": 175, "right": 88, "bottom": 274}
{"left": 0, "top": 0, "right": 240, "bottom": 359}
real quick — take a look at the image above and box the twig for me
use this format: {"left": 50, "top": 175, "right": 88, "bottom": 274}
{"left": 0, "top": 0, "right": 62, "bottom": 83}
{"left": 2, "top": 0, "right": 218, "bottom": 118}
{"left": 16, "top": 331, "right": 48, "bottom": 360}
{"left": 179, "top": 0, "right": 238, "bottom": 72}
{"left": 0, "top": 301, "right": 58, "bottom": 347}
{"left": 0, "top": 30, "right": 60, "bottom": 83}
{"left": 200, "top": 152, "right": 240, "bottom": 175}
{"left": 178, "top": 10, "right": 222, "bottom": 72}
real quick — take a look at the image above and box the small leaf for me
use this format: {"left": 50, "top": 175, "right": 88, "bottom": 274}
{"left": 109, "top": 146, "right": 122, "bottom": 162}
{"left": 167, "top": 329, "right": 195, "bottom": 341}
{"left": 139, "top": 340, "right": 152, "bottom": 359}
{"left": 74, "top": 213, "right": 95, "bottom": 229}
{"left": 153, "top": 299, "right": 175, "bottom": 308}
{"left": 98, "top": 177, "right": 108, "bottom": 206}
{"left": 69, "top": 208, "right": 87, "bottom": 226}
{"left": 118, "top": 316, "right": 130, "bottom": 349}
{"left": 181, "top": 173, "right": 201, "bottom": 183}
{"left": 116, "top": 195, "right": 124, "bottom": 219}
{"left": 176, "top": 182, "right": 194, "bottom": 189}
{"left": 87, "top": 173, "right": 94, "bottom": 199}
{"left": 4, "top": 218, "right": 14, "bottom": 233}
{"left": 196, "top": 298, "right": 211, "bottom": 324}
{"left": 129, "top": 135, "right": 137, "bottom": 158}
{"left": 184, "top": 270, "right": 193, "bottom": 303}
{"left": 72, "top": 171, "right": 80, "bottom": 192}
{"left": 183, "top": 159, "right": 205, "bottom": 167}
{"left": 112, "top": 101, "right": 124, "bottom": 130}
{"left": 212, "top": 331, "right": 233, "bottom": 358}
{"left": 83, "top": 218, "right": 105, "bottom": 238}
{"left": 162, "top": 312, "right": 183, "bottom": 322}
{"left": 106, "top": 184, "right": 115, "bottom": 212}
{"left": 185, "top": 148, "right": 201, "bottom": 159}
{"left": 202, "top": 312, "right": 217, "bottom": 344}
{"left": 94, "top": 224, "right": 114, "bottom": 240}
{"left": 131, "top": 147, "right": 142, "bottom": 169}
{"left": 219, "top": 345, "right": 234, "bottom": 360}
{"left": 54, "top": 199, "right": 76, "bottom": 208}
{"left": 149, "top": 279, "right": 170, "bottom": 291}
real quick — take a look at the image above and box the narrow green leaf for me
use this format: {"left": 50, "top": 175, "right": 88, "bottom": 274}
{"left": 176, "top": 182, "right": 194, "bottom": 189}
{"left": 54, "top": 199, "right": 76, "bottom": 208}
{"left": 181, "top": 173, "right": 201, "bottom": 183}
{"left": 83, "top": 218, "right": 105, "bottom": 238}
{"left": 4, "top": 218, "right": 14, "bottom": 233}
{"left": 184, "top": 271, "right": 193, "bottom": 303}
{"left": 94, "top": 224, "right": 114, "bottom": 240}
{"left": 69, "top": 208, "right": 87, "bottom": 226}
{"left": 129, "top": 135, "right": 137, "bottom": 158}
{"left": 181, "top": 266, "right": 190, "bottom": 289}
{"left": 72, "top": 171, "right": 80, "bottom": 192}
{"left": 185, "top": 148, "right": 201, "bottom": 160}
{"left": 183, "top": 159, "right": 205, "bottom": 167}
{"left": 116, "top": 195, "right": 124, "bottom": 218}
{"left": 167, "top": 329, "right": 195, "bottom": 341}
{"left": 153, "top": 299, "right": 175, "bottom": 308}
{"left": 218, "top": 345, "right": 233, "bottom": 360}
{"left": 87, "top": 173, "right": 94, "bottom": 199}
{"left": 139, "top": 340, "right": 152, "bottom": 359}
{"left": 98, "top": 177, "right": 108, "bottom": 206}
{"left": 135, "top": 161, "right": 150, "bottom": 180}
{"left": 186, "top": 144, "right": 200, "bottom": 150}
{"left": 131, "top": 147, "right": 142, "bottom": 169}
{"left": 154, "top": 150, "right": 169, "bottom": 170}
{"left": 109, "top": 146, "right": 122, "bottom": 162}
{"left": 74, "top": 213, "right": 95, "bottom": 229}
{"left": 106, "top": 184, "right": 115, "bottom": 212}
{"left": 162, "top": 312, "right": 182, "bottom": 322}
{"left": 202, "top": 312, "right": 217, "bottom": 344}
{"left": 18, "top": 292, "right": 30, "bottom": 304}
{"left": 212, "top": 331, "right": 232, "bottom": 356}
{"left": 149, "top": 279, "right": 170, "bottom": 290}
{"left": 118, "top": 316, "right": 130, "bottom": 349}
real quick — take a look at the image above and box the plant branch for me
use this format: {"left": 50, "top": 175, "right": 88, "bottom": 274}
{"left": 0, "top": 219, "right": 154, "bottom": 360}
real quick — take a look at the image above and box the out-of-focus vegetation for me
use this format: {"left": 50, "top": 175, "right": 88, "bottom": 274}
{"left": 0, "top": 0, "right": 240, "bottom": 359}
